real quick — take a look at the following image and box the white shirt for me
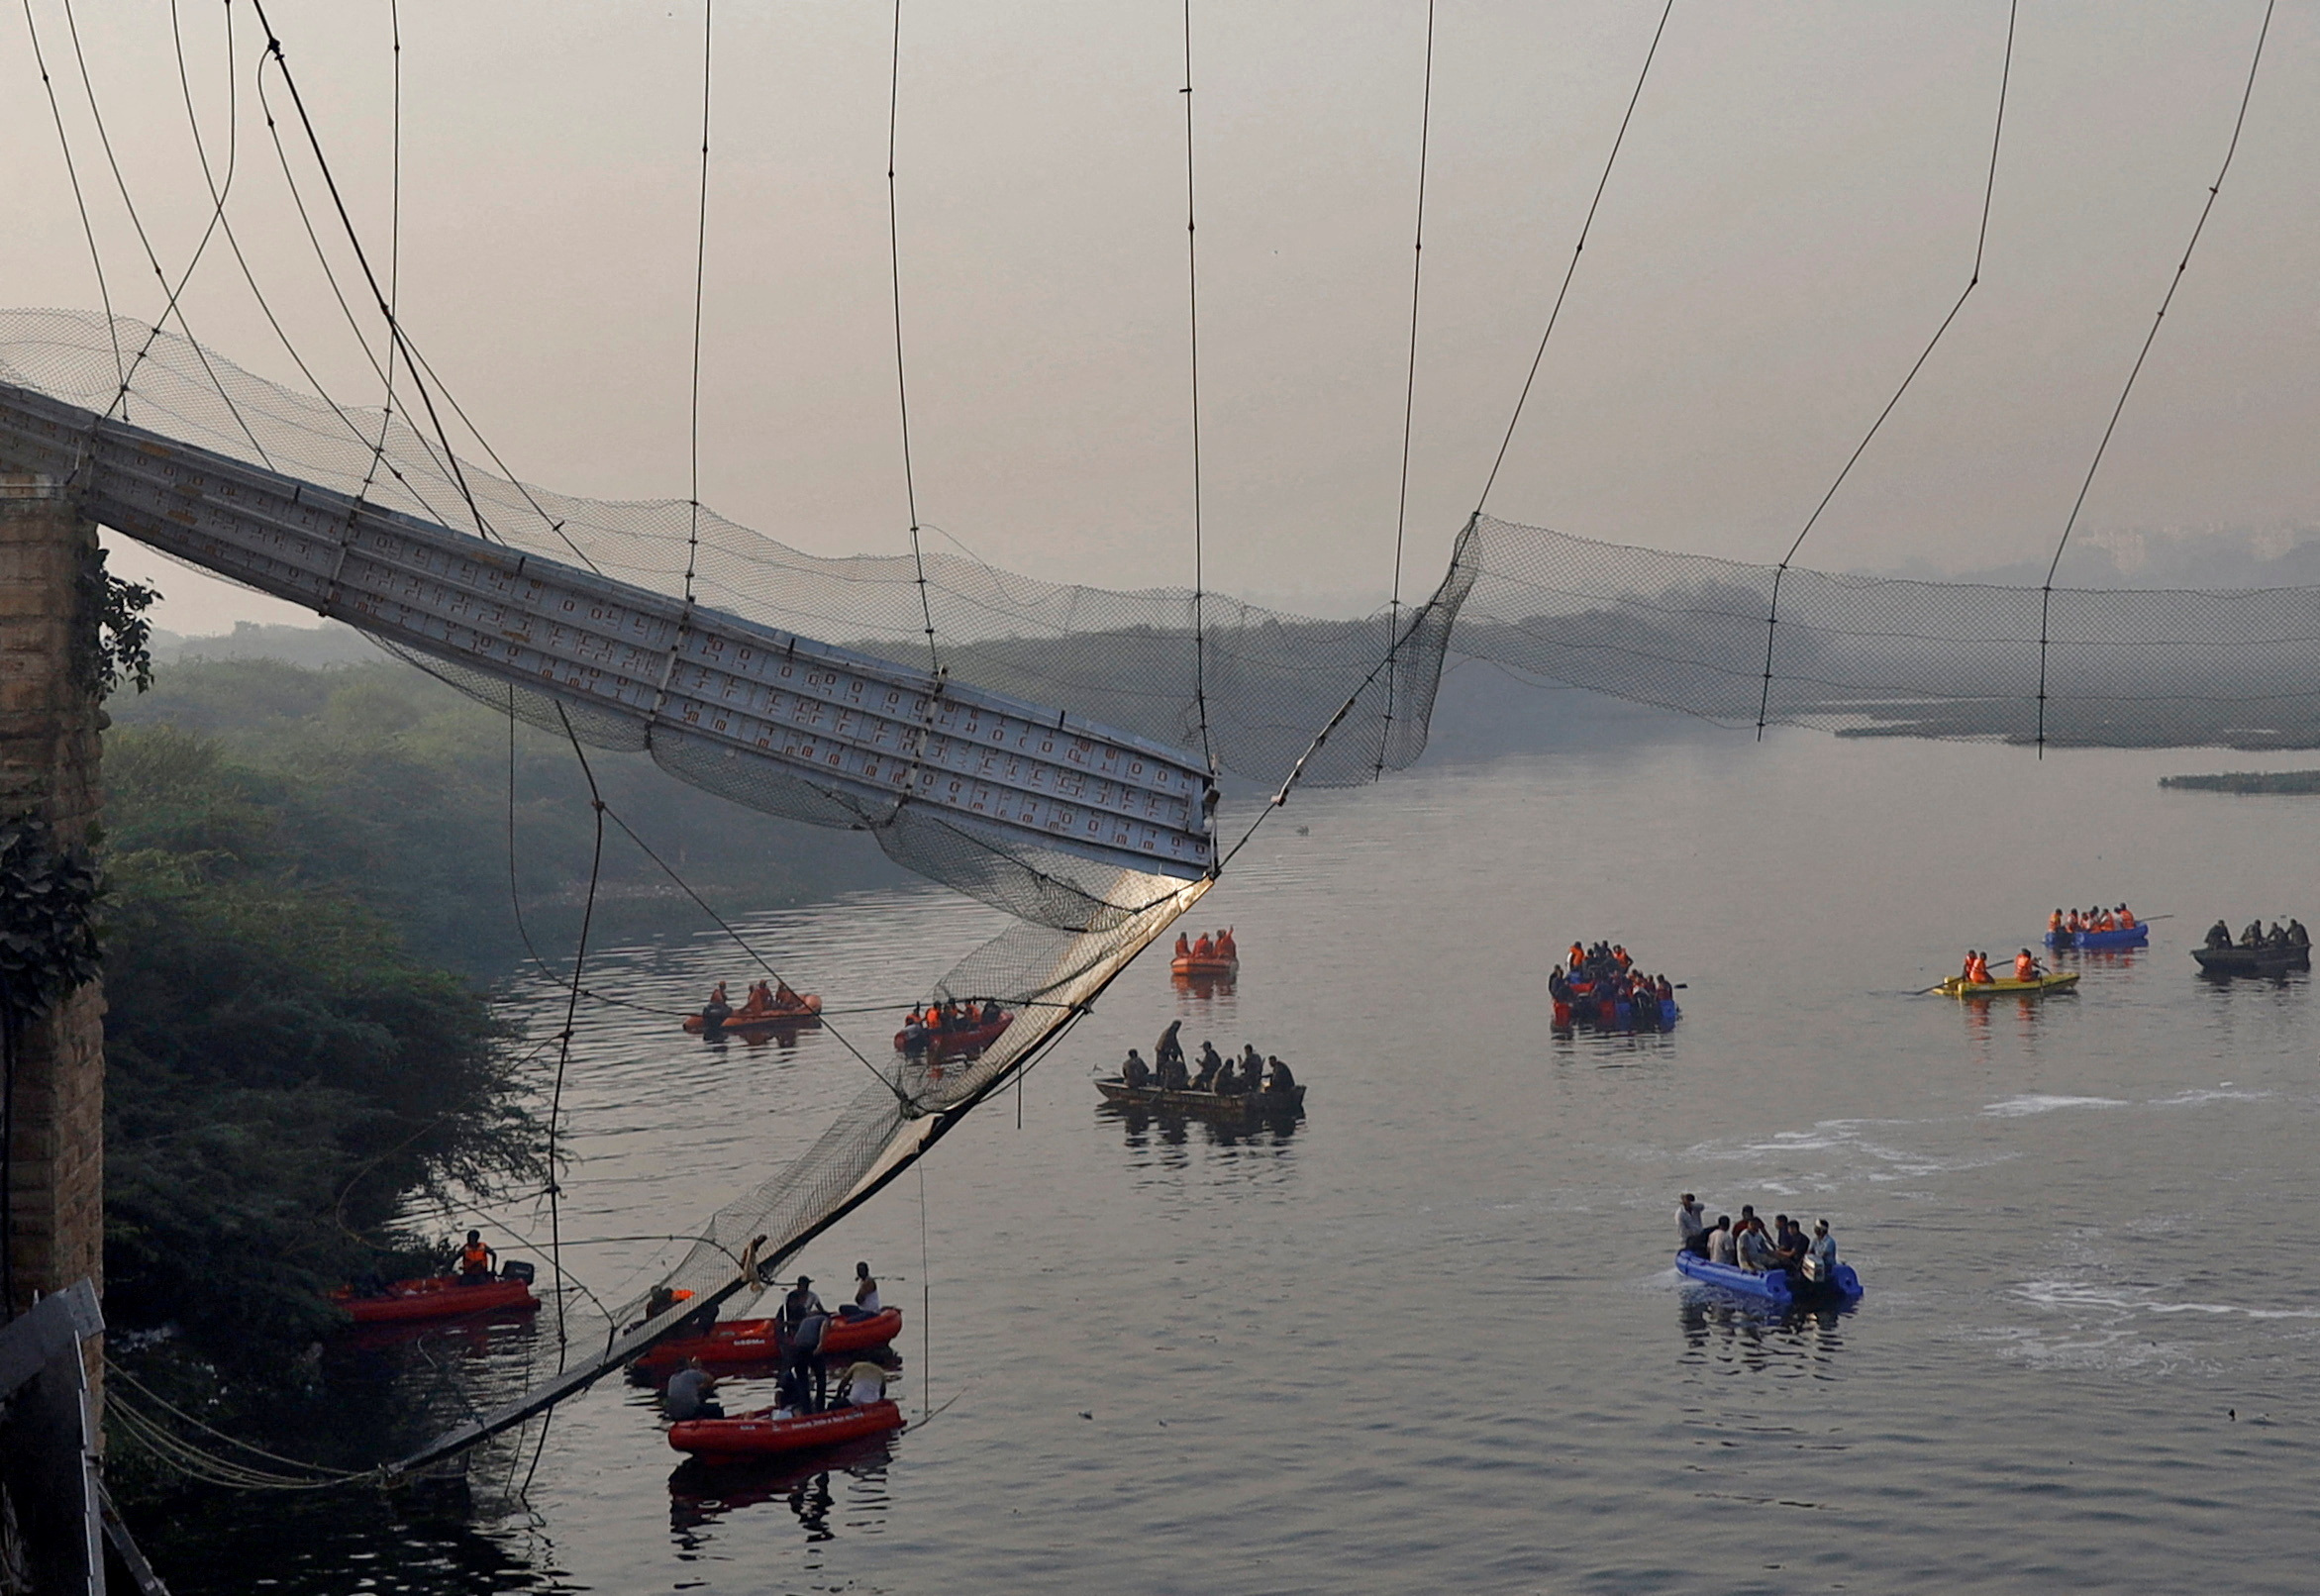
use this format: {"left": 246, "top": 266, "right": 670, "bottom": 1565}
{"left": 1807, "top": 1232, "right": 1838, "bottom": 1267}
{"left": 1708, "top": 1228, "right": 1736, "bottom": 1265}
{"left": 1677, "top": 1205, "right": 1706, "bottom": 1246}
{"left": 856, "top": 1281, "right": 882, "bottom": 1314}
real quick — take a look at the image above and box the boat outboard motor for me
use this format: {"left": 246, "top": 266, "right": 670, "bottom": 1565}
{"left": 701, "top": 999, "right": 733, "bottom": 1035}
{"left": 501, "top": 1259, "right": 537, "bottom": 1285}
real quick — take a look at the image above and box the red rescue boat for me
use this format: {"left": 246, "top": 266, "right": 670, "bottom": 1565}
{"left": 668, "top": 1399, "right": 904, "bottom": 1462}
{"left": 683, "top": 995, "right": 822, "bottom": 1034}
{"left": 893, "top": 1012, "right": 1013, "bottom": 1055}
{"left": 635, "top": 1307, "right": 903, "bottom": 1373}
{"left": 1169, "top": 930, "right": 1239, "bottom": 979}
{"left": 331, "top": 1275, "right": 539, "bottom": 1325}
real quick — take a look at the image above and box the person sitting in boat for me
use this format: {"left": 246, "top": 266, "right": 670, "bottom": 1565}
{"left": 1677, "top": 1194, "right": 1708, "bottom": 1256}
{"left": 1121, "top": 1048, "right": 1152, "bottom": 1090}
{"left": 1212, "top": 1052, "right": 1244, "bottom": 1097}
{"left": 1240, "top": 1050, "right": 1269, "bottom": 1094}
{"left": 456, "top": 1230, "right": 496, "bottom": 1283}
{"left": 2207, "top": 919, "right": 2233, "bottom": 949}
{"left": 1215, "top": 928, "right": 1237, "bottom": 960}
{"left": 1736, "top": 1218, "right": 1782, "bottom": 1276}
{"left": 1968, "top": 951, "right": 1995, "bottom": 985}
{"left": 1802, "top": 1220, "right": 1840, "bottom": 1284}
{"left": 1265, "top": 1055, "right": 1294, "bottom": 1095}
{"left": 836, "top": 1348, "right": 899, "bottom": 1409}
{"left": 1191, "top": 1041, "right": 1225, "bottom": 1090}
{"left": 769, "top": 1371, "right": 806, "bottom": 1421}
{"left": 775, "top": 978, "right": 805, "bottom": 1009}
{"left": 1773, "top": 1216, "right": 1808, "bottom": 1272}
{"left": 664, "top": 1358, "right": 724, "bottom": 1422}
{"left": 2289, "top": 920, "right": 2310, "bottom": 949}
{"left": 980, "top": 998, "right": 1002, "bottom": 1026}
{"left": 2116, "top": 905, "right": 2136, "bottom": 931}
{"left": 1174, "top": 932, "right": 1192, "bottom": 959}
{"left": 1191, "top": 931, "right": 1215, "bottom": 960}
{"left": 1655, "top": 974, "right": 1675, "bottom": 1005}
{"left": 2013, "top": 949, "right": 2042, "bottom": 982}
{"left": 2242, "top": 920, "right": 2265, "bottom": 948}
{"left": 2049, "top": 909, "right": 2065, "bottom": 937}
{"left": 1707, "top": 1216, "right": 1737, "bottom": 1265}
{"left": 839, "top": 1260, "right": 882, "bottom": 1323}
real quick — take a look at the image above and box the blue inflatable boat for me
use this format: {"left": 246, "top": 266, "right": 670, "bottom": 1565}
{"left": 2045, "top": 924, "right": 2149, "bottom": 949}
{"left": 1674, "top": 1249, "right": 1862, "bottom": 1306}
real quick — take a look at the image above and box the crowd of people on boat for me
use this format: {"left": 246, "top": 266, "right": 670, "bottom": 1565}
{"left": 1956, "top": 948, "right": 2046, "bottom": 985}
{"left": 2204, "top": 918, "right": 2310, "bottom": 951}
{"left": 1549, "top": 941, "right": 1676, "bottom": 1011}
{"left": 1119, "top": 1019, "right": 1295, "bottom": 1096}
{"left": 699, "top": 979, "right": 812, "bottom": 1028}
{"left": 1172, "top": 928, "right": 1239, "bottom": 963}
{"left": 2047, "top": 905, "right": 2138, "bottom": 937}
{"left": 1677, "top": 1195, "right": 1840, "bottom": 1287}
{"left": 662, "top": 1262, "right": 898, "bottom": 1424}
{"left": 902, "top": 997, "right": 1007, "bottom": 1040}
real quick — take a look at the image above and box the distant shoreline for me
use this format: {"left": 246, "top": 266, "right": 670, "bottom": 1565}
{"left": 2159, "top": 770, "right": 2320, "bottom": 794}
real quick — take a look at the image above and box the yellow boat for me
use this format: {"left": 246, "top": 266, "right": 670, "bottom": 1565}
{"left": 1933, "top": 971, "right": 2080, "bottom": 998}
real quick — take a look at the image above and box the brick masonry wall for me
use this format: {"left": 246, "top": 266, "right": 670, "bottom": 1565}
{"left": 0, "top": 472, "right": 107, "bottom": 1392}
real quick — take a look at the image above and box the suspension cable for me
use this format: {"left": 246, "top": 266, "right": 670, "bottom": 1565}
{"left": 684, "top": 0, "right": 713, "bottom": 609}
{"left": 1376, "top": 0, "right": 1437, "bottom": 781}
{"left": 1179, "top": 0, "right": 1215, "bottom": 775}
{"left": 1755, "top": 0, "right": 2016, "bottom": 739}
{"left": 1474, "top": 0, "right": 1672, "bottom": 514}
{"left": 2036, "top": 0, "right": 2274, "bottom": 755}
{"left": 19, "top": 0, "right": 123, "bottom": 396}
{"left": 887, "top": 0, "right": 941, "bottom": 674}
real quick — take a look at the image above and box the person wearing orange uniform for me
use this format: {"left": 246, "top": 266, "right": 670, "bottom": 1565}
{"left": 2049, "top": 909, "right": 2065, "bottom": 937}
{"left": 2095, "top": 908, "right": 2115, "bottom": 933}
{"left": 2117, "top": 904, "right": 2136, "bottom": 930}
{"left": 2066, "top": 910, "right": 2083, "bottom": 934}
{"left": 1174, "top": 933, "right": 1191, "bottom": 958}
{"left": 2013, "top": 949, "right": 2038, "bottom": 982}
{"left": 1192, "top": 932, "right": 1214, "bottom": 959}
{"left": 456, "top": 1229, "right": 496, "bottom": 1283}
{"left": 1569, "top": 943, "right": 1585, "bottom": 969}
{"left": 1215, "top": 927, "right": 1237, "bottom": 960}
{"left": 1968, "top": 951, "right": 1994, "bottom": 985}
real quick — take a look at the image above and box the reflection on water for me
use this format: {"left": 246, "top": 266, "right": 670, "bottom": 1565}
{"left": 668, "top": 1438, "right": 895, "bottom": 1546}
{"left": 1103, "top": 1103, "right": 1305, "bottom": 1152}
{"left": 1677, "top": 1291, "right": 1854, "bottom": 1369}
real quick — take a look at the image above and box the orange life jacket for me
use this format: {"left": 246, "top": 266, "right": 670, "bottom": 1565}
{"left": 2014, "top": 954, "right": 2036, "bottom": 981}
{"left": 1174, "top": 934, "right": 1190, "bottom": 956}
{"left": 2118, "top": 909, "right": 2135, "bottom": 929}
{"left": 460, "top": 1242, "right": 490, "bottom": 1271}
{"left": 1969, "top": 956, "right": 1993, "bottom": 984}
{"left": 1192, "top": 935, "right": 1214, "bottom": 958}
{"left": 1216, "top": 930, "right": 1236, "bottom": 957}
{"left": 2067, "top": 912, "right": 2082, "bottom": 932}
{"left": 2096, "top": 911, "right": 2114, "bottom": 932}
{"left": 2048, "top": 911, "right": 2064, "bottom": 933}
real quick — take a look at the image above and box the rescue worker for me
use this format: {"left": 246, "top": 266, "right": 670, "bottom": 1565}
{"left": 2116, "top": 905, "right": 2137, "bottom": 931}
{"left": 776, "top": 1275, "right": 830, "bottom": 1412}
{"left": 1191, "top": 931, "right": 1215, "bottom": 959}
{"left": 456, "top": 1230, "right": 496, "bottom": 1283}
{"left": 1174, "top": 932, "right": 1192, "bottom": 958}
{"left": 2013, "top": 948, "right": 2039, "bottom": 982}
{"left": 2049, "top": 909, "right": 2065, "bottom": 937}
{"left": 1215, "top": 927, "right": 1238, "bottom": 960}
{"left": 1968, "top": 950, "right": 1994, "bottom": 985}
{"left": 1121, "top": 1048, "right": 1152, "bottom": 1090}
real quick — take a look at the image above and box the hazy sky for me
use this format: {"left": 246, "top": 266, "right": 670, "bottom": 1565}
{"left": 5, "top": 2, "right": 2315, "bottom": 636}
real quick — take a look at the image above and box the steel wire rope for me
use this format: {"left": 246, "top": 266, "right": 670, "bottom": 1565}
{"left": 1179, "top": 0, "right": 1216, "bottom": 779}
{"left": 886, "top": 0, "right": 942, "bottom": 674}
{"left": 49, "top": 0, "right": 273, "bottom": 464}
{"left": 683, "top": 0, "right": 713, "bottom": 609}
{"left": 244, "top": 1, "right": 608, "bottom": 574}
{"left": 17, "top": 0, "right": 124, "bottom": 396}
{"left": 1754, "top": 0, "right": 2017, "bottom": 739}
{"left": 2034, "top": 0, "right": 2275, "bottom": 755}
{"left": 352, "top": 0, "right": 403, "bottom": 513}
{"left": 1375, "top": 0, "right": 1437, "bottom": 782}
{"left": 1473, "top": 0, "right": 1672, "bottom": 515}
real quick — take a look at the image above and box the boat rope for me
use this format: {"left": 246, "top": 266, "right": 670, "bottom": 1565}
{"left": 1473, "top": 0, "right": 1671, "bottom": 516}
{"left": 917, "top": 1160, "right": 931, "bottom": 1420}
{"left": 887, "top": 0, "right": 942, "bottom": 675}
{"left": 2035, "top": 0, "right": 2275, "bottom": 756}
{"left": 684, "top": 0, "right": 714, "bottom": 609}
{"left": 1179, "top": 0, "right": 1216, "bottom": 778}
{"left": 1756, "top": 0, "right": 2016, "bottom": 740}
{"left": 105, "top": 1359, "right": 375, "bottom": 1492}
{"left": 1376, "top": 0, "right": 1437, "bottom": 782}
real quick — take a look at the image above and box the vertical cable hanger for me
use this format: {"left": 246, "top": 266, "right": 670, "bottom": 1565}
{"left": 887, "top": 0, "right": 941, "bottom": 675}
{"left": 2036, "top": 0, "right": 2274, "bottom": 756}
{"left": 20, "top": 0, "right": 125, "bottom": 399}
{"left": 1180, "top": 0, "right": 1216, "bottom": 776}
{"left": 353, "top": 0, "right": 403, "bottom": 508}
{"left": 684, "top": 0, "right": 714, "bottom": 609}
{"left": 1755, "top": 0, "right": 2016, "bottom": 740}
{"left": 1474, "top": 0, "right": 1672, "bottom": 517}
{"left": 1376, "top": 0, "right": 1437, "bottom": 781}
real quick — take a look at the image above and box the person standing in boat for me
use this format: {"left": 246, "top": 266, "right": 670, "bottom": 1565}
{"left": 2206, "top": 919, "right": 2233, "bottom": 949}
{"left": 1156, "top": 1020, "right": 1186, "bottom": 1073}
{"left": 777, "top": 1275, "right": 831, "bottom": 1411}
{"left": 1677, "top": 1195, "right": 1708, "bottom": 1256}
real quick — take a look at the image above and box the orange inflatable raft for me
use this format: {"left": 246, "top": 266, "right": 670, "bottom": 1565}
{"left": 635, "top": 1307, "right": 903, "bottom": 1373}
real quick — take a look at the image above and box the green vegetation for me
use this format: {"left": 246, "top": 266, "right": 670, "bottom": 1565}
{"left": 98, "top": 653, "right": 901, "bottom": 1447}
{"left": 2159, "top": 770, "right": 2320, "bottom": 794}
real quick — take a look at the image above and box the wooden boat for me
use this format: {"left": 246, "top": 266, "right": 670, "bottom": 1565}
{"left": 2192, "top": 943, "right": 2311, "bottom": 975}
{"left": 2045, "top": 924, "right": 2149, "bottom": 949}
{"left": 1933, "top": 971, "right": 2079, "bottom": 998}
{"left": 684, "top": 995, "right": 822, "bottom": 1034}
{"left": 1674, "top": 1249, "right": 1862, "bottom": 1306}
{"left": 894, "top": 1012, "right": 1013, "bottom": 1055}
{"left": 332, "top": 1273, "right": 539, "bottom": 1325}
{"left": 1094, "top": 1079, "right": 1304, "bottom": 1118}
{"left": 634, "top": 1307, "right": 903, "bottom": 1373}
{"left": 668, "top": 1399, "right": 905, "bottom": 1462}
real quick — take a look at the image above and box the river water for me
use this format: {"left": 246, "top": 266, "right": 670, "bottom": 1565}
{"left": 150, "top": 723, "right": 2320, "bottom": 1594}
